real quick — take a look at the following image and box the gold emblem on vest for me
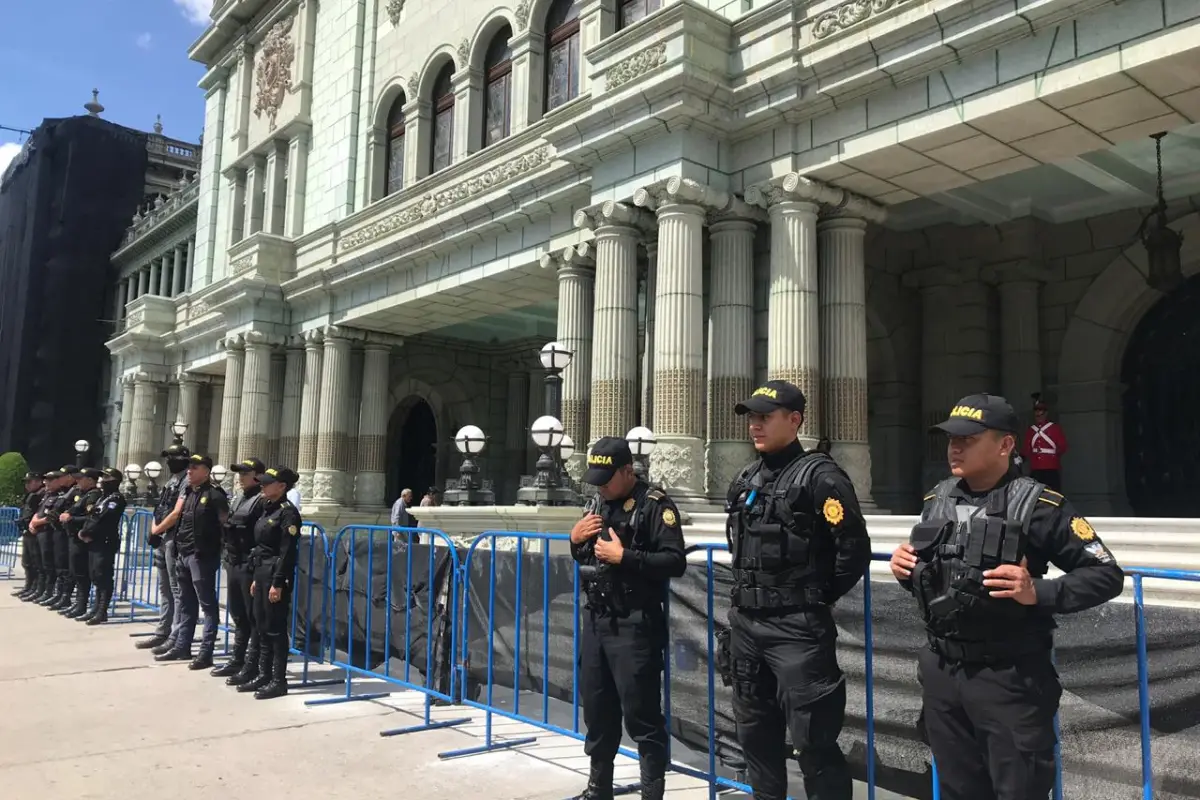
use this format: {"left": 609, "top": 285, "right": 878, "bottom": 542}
{"left": 623, "top": 497, "right": 635, "bottom": 512}
{"left": 823, "top": 498, "right": 845, "bottom": 526}
{"left": 662, "top": 508, "right": 677, "bottom": 527}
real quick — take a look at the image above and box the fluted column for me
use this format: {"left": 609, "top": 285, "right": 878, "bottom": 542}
{"left": 172, "top": 245, "right": 185, "bottom": 296}
{"left": 243, "top": 155, "right": 267, "bottom": 237}
{"left": 185, "top": 238, "right": 196, "bottom": 291}
{"left": 542, "top": 243, "right": 595, "bottom": 455}
{"left": 818, "top": 212, "right": 878, "bottom": 505}
{"left": 314, "top": 328, "right": 353, "bottom": 505}
{"left": 707, "top": 206, "right": 759, "bottom": 496}
{"left": 178, "top": 376, "right": 201, "bottom": 447}
{"left": 286, "top": 131, "right": 310, "bottom": 237}
{"left": 296, "top": 329, "right": 325, "bottom": 499}
{"left": 227, "top": 170, "right": 247, "bottom": 246}
{"left": 278, "top": 338, "right": 305, "bottom": 467}
{"left": 218, "top": 335, "right": 245, "bottom": 470}
{"left": 149, "top": 258, "right": 162, "bottom": 297}
{"left": 128, "top": 374, "right": 158, "bottom": 468}
{"left": 575, "top": 202, "right": 648, "bottom": 442}
{"left": 237, "top": 332, "right": 274, "bottom": 461}
{"left": 116, "top": 379, "right": 136, "bottom": 470}
{"left": 264, "top": 140, "right": 288, "bottom": 235}
{"left": 355, "top": 341, "right": 392, "bottom": 507}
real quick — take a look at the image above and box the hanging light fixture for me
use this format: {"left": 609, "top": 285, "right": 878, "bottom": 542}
{"left": 1140, "top": 131, "right": 1183, "bottom": 294}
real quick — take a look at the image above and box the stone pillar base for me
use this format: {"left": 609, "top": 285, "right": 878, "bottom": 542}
{"left": 705, "top": 440, "right": 756, "bottom": 499}
{"left": 313, "top": 469, "right": 352, "bottom": 507}
{"left": 830, "top": 441, "right": 875, "bottom": 511}
{"left": 298, "top": 470, "right": 315, "bottom": 503}
{"left": 355, "top": 470, "right": 385, "bottom": 508}
{"left": 649, "top": 435, "right": 706, "bottom": 500}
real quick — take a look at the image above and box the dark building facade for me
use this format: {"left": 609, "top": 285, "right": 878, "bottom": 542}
{"left": 0, "top": 114, "right": 153, "bottom": 470}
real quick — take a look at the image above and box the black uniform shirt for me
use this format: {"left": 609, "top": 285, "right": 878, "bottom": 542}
{"left": 912, "top": 477, "right": 1124, "bottom": 625}
{"left": 19, "top": 489, "right": 44, "bottom": 532}
{"left": 570, "top": 479, "right": 688, "bottom": 586}
{"left": 175, "top": 481, "right": 230, "bottom": 558}
{"left": 224, "top": 486, "right": 265, "bottom": 562}
{"left": 81, "top": 491, "right": 127, "bottom": 550}
{"left": 251, "top": 498, "right": 303, "bottom": 588}
{"left": 64, "top": 487, "right": 103, "bottom": 535}
{"left": 154, "top": 471, "right": 187, "bottom": 530}
{"left": 33, "top": 489, "right": 62, "bottom": 526}
{"left": 47, "top": 487, "right": 76, "bottom": 530}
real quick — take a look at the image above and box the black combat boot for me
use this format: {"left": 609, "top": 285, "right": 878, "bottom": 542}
{"left": 211, "top": 632, "right": 248, "bottom": 678}
{"left": 37, "top": 577, "right": 62, "bottom": 606}
{"left": 155, "top": 642, "right": 192, "bottom": 662}
{"left": 50, "top": 579, "right": 74, "bottom": 610}
{"left": 136, "top": 635, "right": 169, "bottom": 650}
{"left": 30, "top": 574, "right": 52, "bottom": 603}
{"left": 79, "top": 590, "right": 102, "bottom": 623}
{"left": 188, "top": 647, "right": 215, "bottom": 670}
{"left": 225, "top": 633, "right": 260, "bottom": 685}
{"left": 238, "top": 644, "right": 273, "bottom": 693}
{"left": 16, "top": 571, "right": 38, "bottom": 599}
{"left": 572, "top": 761, "right": 615, "bottom": 800}
{"left": 63, "top": 583, "right": 89, "bottom": 618}
{"left": 254, "top": 636, "right": 291, "bottom": 700}
{"left": 86, "top": 592, "right": 110, "bottom": 625}
{"left": 638, "top": 760, "right": 666, "bottom": 800}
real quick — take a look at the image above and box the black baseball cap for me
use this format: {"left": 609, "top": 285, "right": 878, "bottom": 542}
{"left": 24, "top": 472, "right": 43, "bottom": 482}
{"left": 100, "top": 467, "right": 123, "bottom": 483}
{"left": 77, "top": 467, "right": 103, "bottom": 480}
{"left": 162, "top": 443, "right": 192, "bottom": 459}
{"left": 259, "top": 466, "right": 299, "bottom": 487}
{"left": 188, "top": 453, "right": 214, "bottom": 469}
{"left": 230, "top": 457, "right": 266, "bottom": 474}
{"left": 43, "top": 470, "right": 65, "bottom": 480}
{"left": 734, "top": 380, "right": 807, "bottom": 416}
{"left": 62, "top": 465, "right": 82, "bottom": 476}
{"left": 932, "top": 394, "right": 1019, "bottom": 436}
{"left": 582, "top": 437, "right": 633, "bottom": 486}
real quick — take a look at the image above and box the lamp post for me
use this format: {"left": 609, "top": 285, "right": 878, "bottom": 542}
{"left": 626, "top": 426, "right": 657, "bottom": 482}
{"left": 538, "top": 341, "right": 573, "bottom": 421}
{"left": 74, "top": 439, "right": 90, "bottom": 467}
{"left": 144, "top": 460, "right": 162, "bottom": 506}
{"left": 1140, "top": 131, "right": 1183, "bottom": 293}
{"left": 444, "top": 424, "right": 495, "bottom": 506}
{"left": 124, "top": 463, "right": 143, "bottom": 503}
{"left": 212, "top": 464, "right": 229, "bottom": 491}
{"left": 517, "top": 414, "right": 580, "bottom": 506}
{"left": 170, "top": 420, "right": 188, "bottom": 447}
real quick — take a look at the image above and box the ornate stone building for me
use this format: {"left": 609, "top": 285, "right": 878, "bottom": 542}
{"left": 106, "top": 0, "right": 1200, "bottom": 516}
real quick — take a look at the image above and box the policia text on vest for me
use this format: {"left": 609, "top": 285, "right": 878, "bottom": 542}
{"left": 891, "top": 393, "right": 1123, "bottom": 800}
{"left": 568, "top": 437, "right": 687, "bottom": 800}
{"left": 721, "top": 380, "right": 873, "bottom": 800}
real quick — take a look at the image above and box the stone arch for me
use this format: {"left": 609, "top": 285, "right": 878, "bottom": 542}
{"left": 417, "top": 47, "right": 461, "bottom": 101}
{"left": 386, "top": 373, "right": 483, "bottom": 497}
{"left": 367, "top": 77, "right": 410, "bottom": 203}
{"left": 468, "top": 10, "right": 518, "bottom": 73}
{"left": 1053, "top": 211, "right": 1200, "bottom": 513}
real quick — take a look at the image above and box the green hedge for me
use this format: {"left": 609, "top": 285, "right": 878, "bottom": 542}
{"left": 0, "top": 451, "right": 30, "bottom": 507}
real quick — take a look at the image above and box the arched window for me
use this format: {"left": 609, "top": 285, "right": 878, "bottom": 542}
{"left": 545, "top": 0, "right": 582, "bottom": 113}
{"left": 431, "top": 64, "right": 455, "bottom": 174}
{"left": 483, "top": 27, "right": 514, "bottom": 147}
{"left": 385, "top": 94, "right": 407, "bottom": 195}
{"left": 619, "top": 0, "right": 661, "bottom": 28}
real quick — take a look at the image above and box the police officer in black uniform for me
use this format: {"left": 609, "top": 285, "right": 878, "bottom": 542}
{"left": 39, "top": 466, "right": 81, "bottom": 610}
{"left": 78, "top": 467, "right": 127, "bottom": 625}
{"left": 890, "top": 394, "right": 1124, "bottom": 800}
{"left": 568, "top": 437, "right": 687, "bottom": 800}
{"left": 242, "top": 465, "right": 303, "bottom": 700}
{"left": 59, "top": 468, "right": 104, "bottom": 619}
{"left": 14, "top": 472, "right": 45, "bottom": 600}
{"left": 723, "top": 380, "right": 871, "bottom": 800}
{"left": 29, "top": 469, "right": 69, "bottom": 604}
{"left": 142, "top": 444, "right": 191, "bottom": 652}
{"left": 153, "top": 453, "right": 229, "bottom": 668}
{"left": 213, "top": 458, "right": 267, "bottom": 685}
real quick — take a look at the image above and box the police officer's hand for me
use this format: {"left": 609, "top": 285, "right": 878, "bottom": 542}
{"left": 58, "top": 512, "right": 70, "bottom": 523}
{"left": 890, "top": 543, "right": 918, "bottom": 579}
{"left": 268, "top": 586, "right": 282, "bottom": 603}
{"left": 594, "top": 529, "right": 624, "bottom": 564}
{"left": 80, "top": 534, "right": 91, "bottom": 543}
{"left": 250, "top": 581, "right": 256, "bottom": 597}
{"left": 570, "top": 513, "right": 603, "bottom": 545}
{"left": 983, "top": 558, "right": 1036, "bottom": 605}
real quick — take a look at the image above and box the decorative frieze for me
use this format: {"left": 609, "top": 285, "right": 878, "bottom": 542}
{"left": 340, "top": 145, "right": 555, "bottom": 252}
{"left": 515, "top": 0, "right": 530, "bottom": 30}
{"left": 606, "top": 43, "right": 668, "bottom": 91}
{"left": 812, "top": 0, "right": 914, "bottom": 40}
{"left": 254, "top": 16, "right": 295, "bottom": 131}
{"left": 386, "top": 0, "right": 405, "bottom": 26}
{"left": 230, "top": 255, "right": 254, "bottom": 274}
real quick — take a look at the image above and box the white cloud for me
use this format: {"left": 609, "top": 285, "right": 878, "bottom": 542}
{"left": 0, "top": 142, "right": 21, "bottom": 176}
{"left": 136, "top": 32, "right": 153, "bottom": 50}
{"left": 173, "top": 0, "right": 212, "bottom": 25}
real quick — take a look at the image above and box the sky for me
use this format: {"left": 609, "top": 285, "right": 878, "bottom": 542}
{"left": 0, "top": 0, "right": 212, "bottom": 175}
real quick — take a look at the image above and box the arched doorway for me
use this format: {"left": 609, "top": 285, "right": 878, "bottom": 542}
{"left": 386, "top": 397, "right": 438, "bottom": 504}
{"left": 1121, "top": 274, "right": 1200, "bottom": 517}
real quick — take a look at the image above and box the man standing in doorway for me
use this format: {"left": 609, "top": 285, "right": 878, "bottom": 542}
{"left": 1021, "top": 393, "right": 1068, "bottom": 491}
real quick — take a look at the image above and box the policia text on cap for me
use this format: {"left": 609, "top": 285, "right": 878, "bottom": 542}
{"left": 890, "top": 393, "right": 1123, "bottom": 800}
{"left": 721, "top": 380, "right": 872, "bottom": 800}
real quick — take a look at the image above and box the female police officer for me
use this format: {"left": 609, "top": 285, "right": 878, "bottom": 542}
{"left": 242, "top": 465, "right": 302, "bottom": 700}
{"left": 78, "top": 467, "right": 127, "bottom": 625}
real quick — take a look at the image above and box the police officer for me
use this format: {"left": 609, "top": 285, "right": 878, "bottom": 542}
{"left": 723, "top": 380, "right": 871, "bottom": 800}
{"left": 153, "top": 453, "right": 229, "bottom": 668}
{"left": 567, "top": 437, "right": 687, "bottom": 800}
{"left": 77, "top": 467, "right": 127, "bottom": 625}
{"left": 28, "top": 470, "right": 69, "bottom": 604}
{"left": 889, "top": 394, "right": 1124, "bottom": 800}
{"left": 141, "top": 444, "right": 192, "bottom": 652}
{"left": 14, "top": 472, "right": 45, "bottom": 600}
{"left": 38, "top": 466, "right": 81, "bottom": 610}
{"left": 213, "top": 458, "right": 267, "bottom": 685}
{"left": 242, "top": 466, "right": 303, "bottom": 700}
{"left": 59, "top": 467, "right": 104, "bottom": 619}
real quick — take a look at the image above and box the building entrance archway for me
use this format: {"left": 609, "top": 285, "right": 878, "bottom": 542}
{"left": 386, "top": 396, "right": 438, "bottom": 504}
{"left": 1121, "top": 274, "right": 1200, "bottom": 517}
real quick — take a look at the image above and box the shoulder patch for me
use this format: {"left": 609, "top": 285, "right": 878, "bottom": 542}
{"left": 662, "top": 508, "right": 677, "bottom": 527}
{"left": 623, "top": 497, "right": 635, "bottom": 512}
{"left": 923, "top": 492, "right": 936, "bottom": 502}
{"left": 823, "top": 497, "right": 845, "bottom": 526}
{"left": 73, "top": 495, "right": 80, "bottom": 502}
{"left": 287, "top": 524, "right": 299, "bottom": 536}
{"left": 200, "top": 496, "right": 208, "bottom": 505}
{"left": 86, "top": 504, "right": 93, "bottom": 512}
{"left": 1070, "top": 517, "right": 1096, "bottom": 541}
{"left": 106, "top": 501, "right": 119, "bottom": 510}
{"left": 647, "top": 488, "right": 667, "bottom": 502}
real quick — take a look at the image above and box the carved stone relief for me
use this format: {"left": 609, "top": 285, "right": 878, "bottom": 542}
{"left": 386, "top": 0, "right": 405, "bottom": 26}
{"left": 254, "top": 16, "right": 296, "bottom": 131}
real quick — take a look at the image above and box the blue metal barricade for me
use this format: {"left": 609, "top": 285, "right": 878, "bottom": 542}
{"left": 112, "top": 508, "right": 163, "bottom": 626}
{"left": 285, "top": 522, "right": 340, "bottom": 687}
{"left": 0, "top": 506, "right": 20, "bottom": 579}
{"left": 305, "top": 524, "right": 471, "bottom": 739}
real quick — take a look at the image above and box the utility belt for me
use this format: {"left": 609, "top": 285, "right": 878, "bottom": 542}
{"left": 248, "top": 551, "right": 280, "bottom": 571}
{"left": 927, "top": 631, "right": 1051, "bottom": 665}
{"left": 579, "top": 563, "right": 652, "bottom": 617}
{"left": 731, "top": 567, "right": 828, "bottom": 610}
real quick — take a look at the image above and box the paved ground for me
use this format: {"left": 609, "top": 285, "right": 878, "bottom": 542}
{"left": 0, "top": 586, "right": 909, "bottom": 799}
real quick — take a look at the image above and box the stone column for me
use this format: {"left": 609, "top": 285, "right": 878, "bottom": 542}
{"left": 278, "top": 338, "right": 305, "bottom": 467}
{"left": 505, "top": 366, "right": 530, "bottom": 498}
{"left": 128, "top": 374, "right": 158, "bottom": 468}
{"left": 997, "top": 276, "right": 1042, "bottom": 416}
{"left": 452, "top": 69, "right": 482, "bottom": 162}
{"left": 296, "top": 329, "right": 325, "bottom": 499}
{"left": 243, "top": 155, "right": 267, "bottom": 237}
{"left": 122, "top": 278, "right": 134, "bottom": 315}
{"left": 148, "top": 258, "right": 162, "bottom": 297}
{"left": 818, "top": 205, "right": 884, "bottom": 506}
{"left": 172, "top": 245, "right": 185, "bottom": 296}
{"left": 355, "top": 340, "right": 392, "bottom": 507}
{"left": 575, "top": 201, "right": 648, "bottom": 442}
{"left": 706, "top": 206, "right": 759, "bottom": 496}
{"left": 218, "top": 335, "right": 245, "bottom": 469}
{"left": 116, "top": 379, "right": 136, "bottom": 470}
{"left": 238, "top": 331, "right": 274, "bottom": 461}
{"left": 227, "top": 170, "right": 247, "bottom": 246}
{"left": 264, "top": 140, "right": 288, "bottom": 235}
{"left": 138, "top": 267, "right": 150, "bottom": 296}
{"left": 286, "top": 132, "right": 311, "bottom": 238}
{"left": 542, "top": 243, "right": 595, "bottom": 452}
{"left": 634, "top": 178, "right": 724, "bottom": 498}
{"left": 314, "top": 329, "right": 354, "bottom": 506}
{"left": 178, "top": 376, "right": 201, "bottom": 447}
{"left": 641, "top": 240, "right": 657, "bottom": 429}
{"left": 185, "top": 238, "right": 196, "bottom": 291}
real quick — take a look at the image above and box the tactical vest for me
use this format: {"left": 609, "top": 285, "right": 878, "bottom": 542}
{"left": 909, "top": 476, "right": 1047, "bottom": 663}
{"left": 726, "top": 451, "right": 837, "bottom": 610}
{"left": 579, "top": 486, "right": 666, "bottom": 616}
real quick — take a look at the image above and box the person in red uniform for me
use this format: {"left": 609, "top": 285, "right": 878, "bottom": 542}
{"left": 1020, "top": 394, "right": 1068, "bottom": 491}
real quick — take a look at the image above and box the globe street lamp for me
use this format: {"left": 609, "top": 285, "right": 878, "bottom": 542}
{"left": 538, "top": 341, "right": 573, "bottom": 421}
{"left": 170, "top": 420, "right": 188, "bottom": 447}
{"left": 626, "top": 426, "right": 657, "bottom": 482}
{"left": 144, "top": 461, "right": 163, "bottom": 506}
{"left": 444, "top": 424, "right": 494, "bottom": 506}
{"left": 212, "top": 464, "right": 229, "bottom": 486}
{"left": 74, "top": 439, "right": 90, "bottom": 467}
{"left": 124, "top": 463, "right": 143, "bottom": 503}
{"left": 517, "top": 415, "right": 579, "bottom": 506}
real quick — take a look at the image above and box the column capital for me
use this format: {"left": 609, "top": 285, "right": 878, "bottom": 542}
{"left": 573, "top": 201, "right": 652, "bottom": 232}
{"left": 132, "top": 370, "right": 158, "bottom": 384}
{"left": 746, "top": 172, "right": 887, "bottom": 224}
{"left": 633, "top": 177, "right": 730, "bottom": 213}
{"left": 709, "top": 196, "right": 767, "bottom": 228}
{"left": 321, "top": 324, "right": 369, "bottom": 343}
{"left": 221, "top": 333, "right": 245, "bottom": 351}
{"left": 540, "top": 241, "right": 596, "bottom": 272}
{"left": 243, "top": 329, "right": 286, "bottom": 348}
{"left": 286, "top": 334, "right": 306, "bottom": 349}
{"left": 363, "top": 331, "right": 404, "bottom": 349}
{"left": 302, "top": 327, "right": 324, "bottom": 346}
{"left": 816, "top": 214, "right": 869, "bottom": 233}
{"left": 980, "top": 258, "right": 1055, "bottom": 286}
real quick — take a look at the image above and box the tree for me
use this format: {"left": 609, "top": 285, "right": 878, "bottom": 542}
{"left": 0, "top": 452, "right": 30, "bottom": 507}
